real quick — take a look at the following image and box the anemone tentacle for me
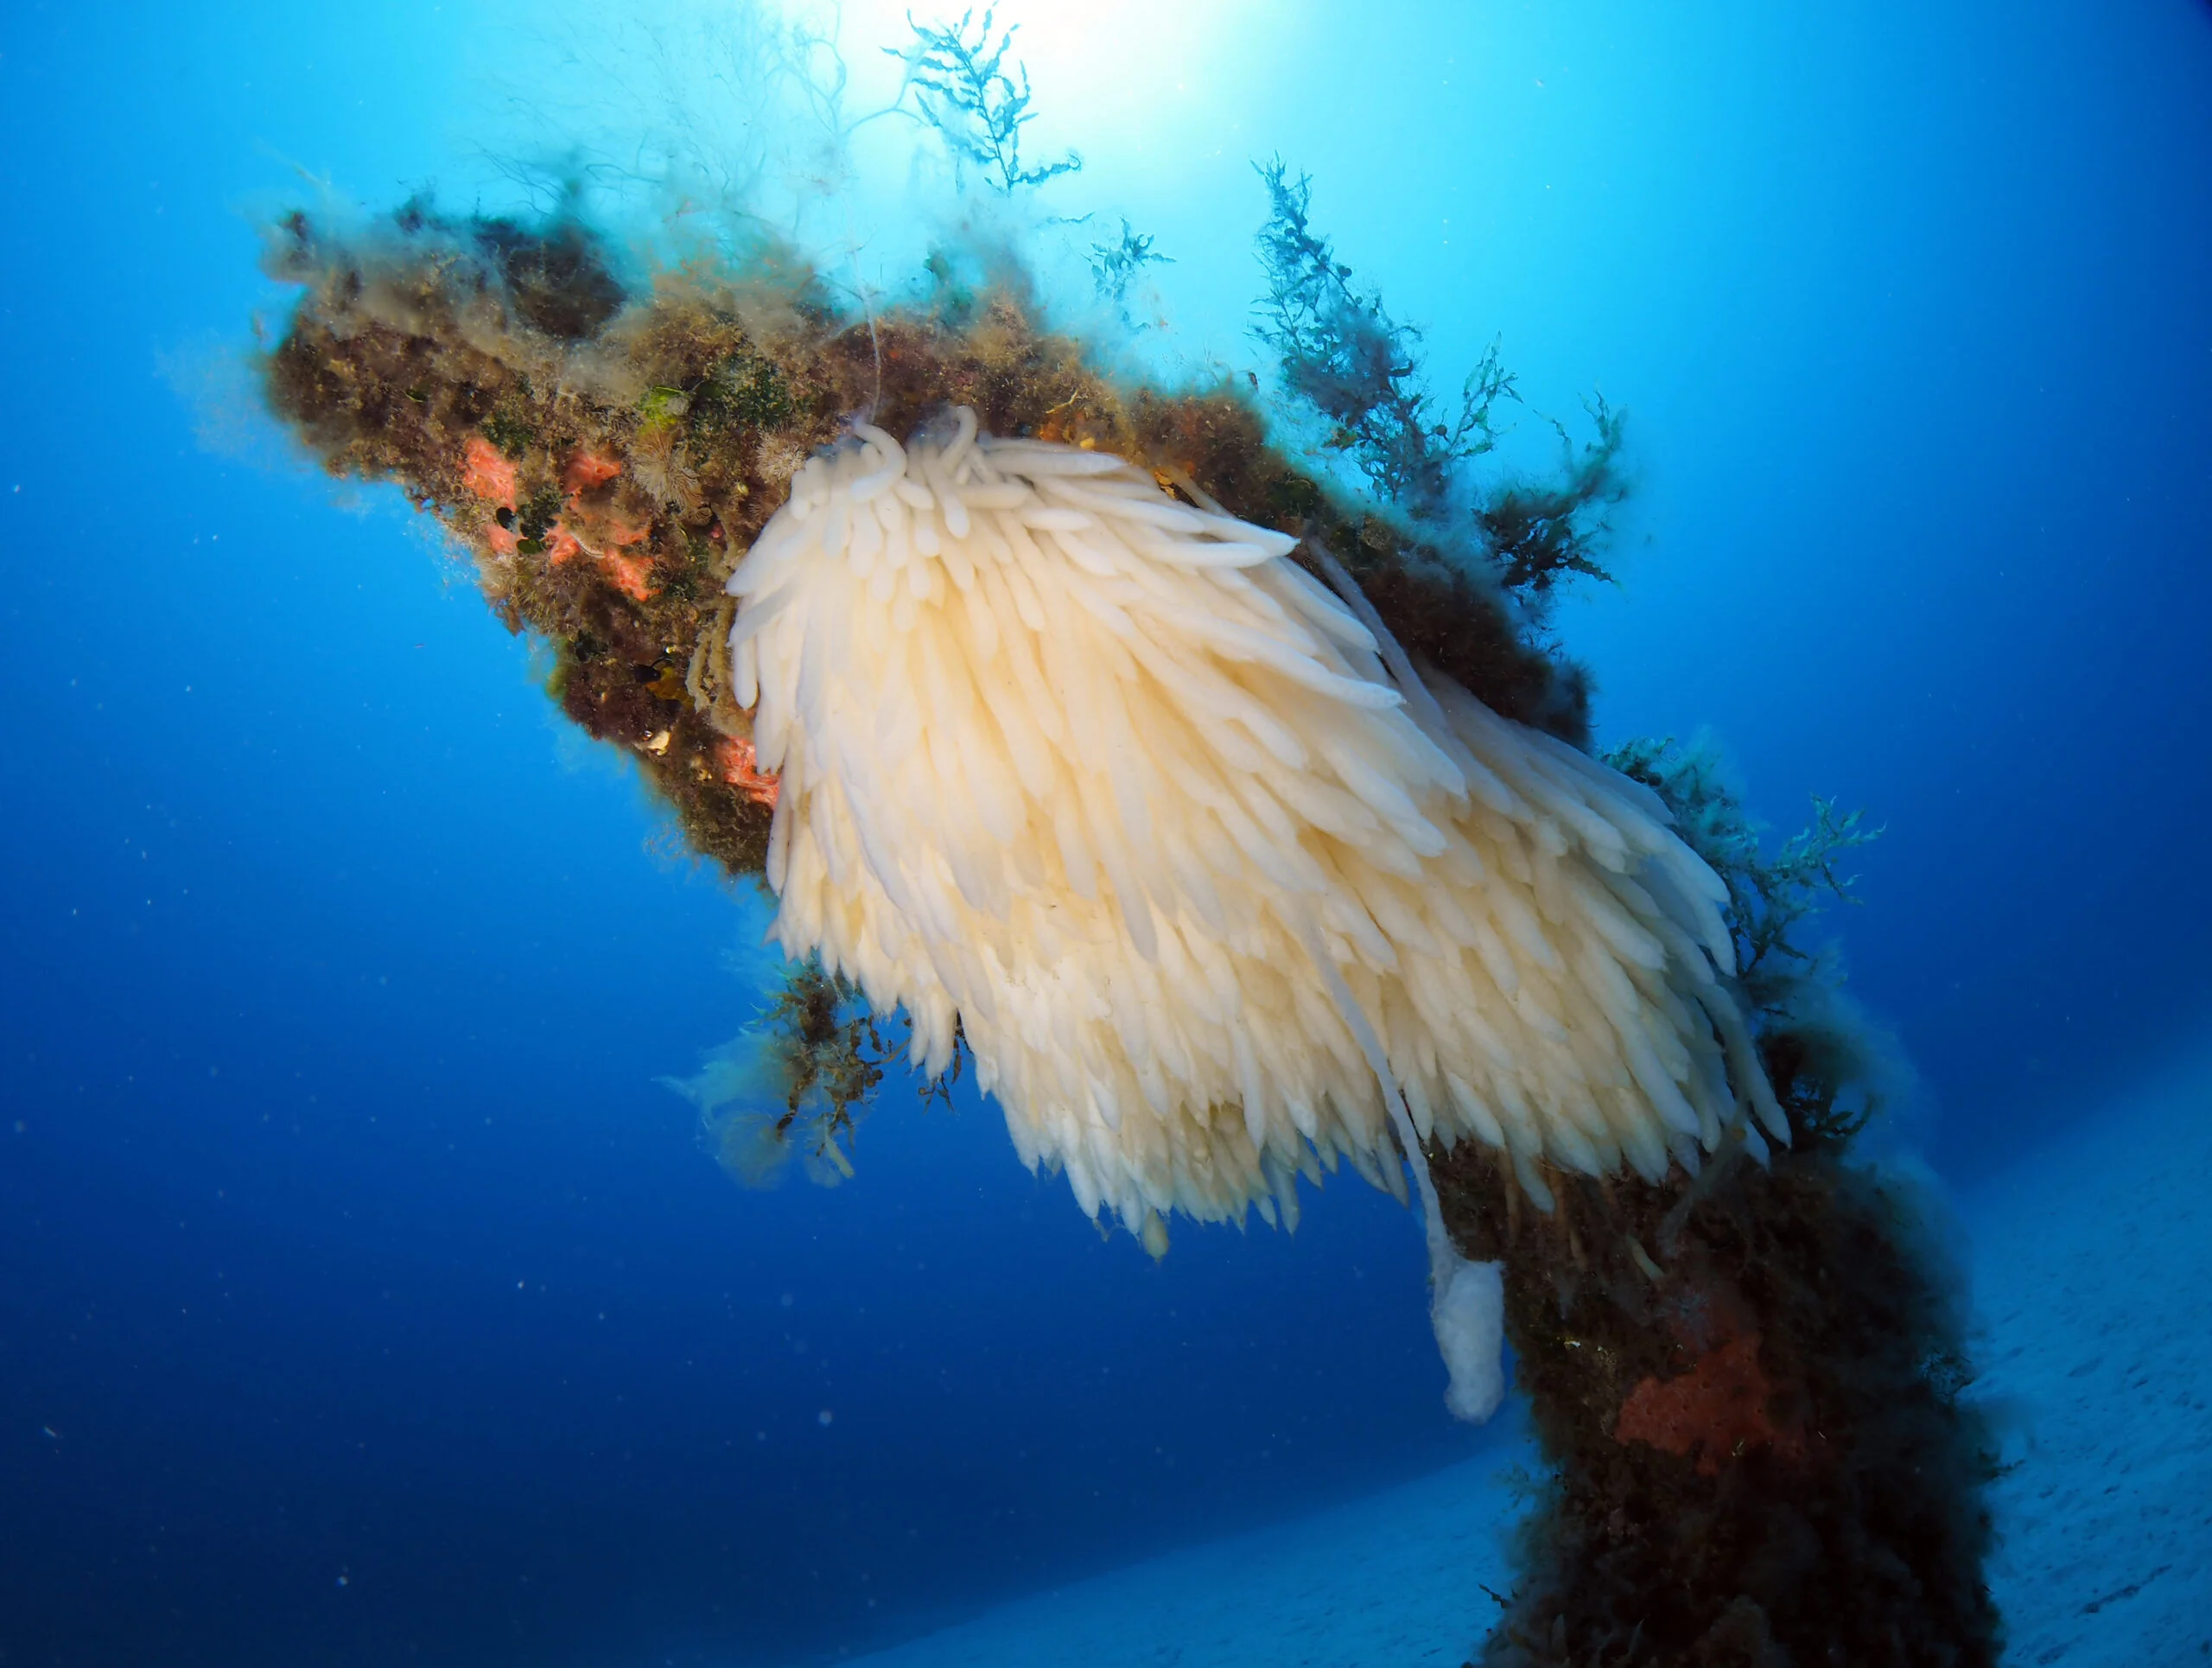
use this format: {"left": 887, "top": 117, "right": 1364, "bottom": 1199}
{"left": 730, "top": 411, "right": 1785, "bottom": 1245}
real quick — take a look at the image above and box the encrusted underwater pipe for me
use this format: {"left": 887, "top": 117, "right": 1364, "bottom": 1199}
{"left": 1433, "top": 1127, "right": 1998, "bottom": 1666}
{"left": 257, "top": 207, "right": 1999, "bottom": 1668}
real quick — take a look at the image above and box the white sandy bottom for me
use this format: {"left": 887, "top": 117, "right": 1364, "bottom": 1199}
{"left": 842, "top": 1455, "right": 1522, "bottom": 1668}
{"left": 1975, "top": 1047, "right": 2212, "bottom": 1665}
{"left": 843, "top": 1047, "right": 2212, "bottom": 1667}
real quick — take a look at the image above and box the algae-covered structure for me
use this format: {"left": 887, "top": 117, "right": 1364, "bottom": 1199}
{"left": 258, "top": 169, "right": 1997, "bottom": 1664}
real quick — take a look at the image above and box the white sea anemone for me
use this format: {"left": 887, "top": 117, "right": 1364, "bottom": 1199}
{"left": 727, "top": 409, "right": 1787, "bottom": 1261}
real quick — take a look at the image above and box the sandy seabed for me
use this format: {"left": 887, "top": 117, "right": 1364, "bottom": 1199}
{"left": 844, "top": 1047, "right": 2212, "bottom": 1667}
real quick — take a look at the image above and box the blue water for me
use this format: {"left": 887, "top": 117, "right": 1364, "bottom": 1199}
{"left": 2, "top": 3, "right": 2208, "bottom": 1664}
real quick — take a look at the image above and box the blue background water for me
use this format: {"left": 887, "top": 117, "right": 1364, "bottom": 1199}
{"left": 1, "top": 3, "right": 2207, "bottom": 1664}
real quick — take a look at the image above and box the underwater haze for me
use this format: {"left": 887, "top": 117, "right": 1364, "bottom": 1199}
{"left": 3, "top": 2, "right": 2209, "bottom": 1665}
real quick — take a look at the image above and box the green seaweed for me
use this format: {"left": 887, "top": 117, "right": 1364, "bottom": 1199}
{"left": 638, "top": 385, "right": 689, "bottom": 432}
{"left": 480, "top": 405, "right": 537, "bottom": 459}
{"left": 515, "top": 484, "right": 564, "bottom": 544}
{"left": 1604, "top": 735, "right": 1880, "bottom": 989}
{"left": 1604, "top": 734, "right": 1889, "bottom": 1151}
{"left": 690, "top": 352, "right": 795, "bottom": 436}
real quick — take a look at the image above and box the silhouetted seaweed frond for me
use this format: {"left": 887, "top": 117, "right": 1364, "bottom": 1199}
{"left": 1252, "top": 157, "right": 1511, "bottom": 519}
{"left": 1478, "top": 396, "right": 1629, "bottom": 598}
{"left": 1252, "top": 158, "right": 1628, "bottom": 602}
{"left": 896, "top": 9, "right": 1081, "bottom": 194}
